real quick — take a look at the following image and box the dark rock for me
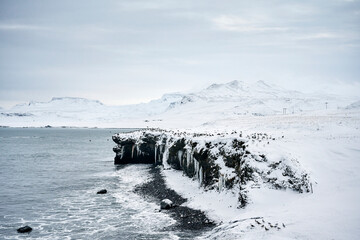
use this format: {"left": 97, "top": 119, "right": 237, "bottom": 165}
{"left": 17, "top": 226, "right": 32, "bottom": 233}
{"left": 113, "top": 133, "right": 159, "bottom": 164}
{"left": 97, "top": 189, "right": 107, "bottom": 194}
{"left": 160, "top": 199, "right": 174, "bottom": 209}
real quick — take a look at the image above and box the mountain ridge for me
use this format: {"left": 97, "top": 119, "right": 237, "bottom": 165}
{"left": 0, "top": 80, "right": 358, "bottom": 127}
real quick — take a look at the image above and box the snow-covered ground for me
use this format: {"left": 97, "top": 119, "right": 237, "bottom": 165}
{"left": 162, "top": 113, "right": 360, "bottom": 239}
{"left": 1, "top": 80, "right": 359, "bottom": 239}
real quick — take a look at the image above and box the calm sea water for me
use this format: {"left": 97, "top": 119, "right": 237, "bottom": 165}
{"left": 0, "top": 128, "right": 181, "bottom": 240}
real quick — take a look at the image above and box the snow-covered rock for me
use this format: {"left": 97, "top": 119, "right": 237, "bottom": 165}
{"left": 160, "top": 199, "right": 174, "bottom": 209}
{"left": 113, "top": 129, "right": 311, "bottom": 207}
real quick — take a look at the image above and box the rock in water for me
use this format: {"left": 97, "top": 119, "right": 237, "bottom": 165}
{"left": 160, "top": 199, "right": 174, "bottom": 209}
{"left": 17, "top": 226, "right": 32, "bottom": 233}
{"left": 97, "top": 189, "right": 107, "bottom": 194}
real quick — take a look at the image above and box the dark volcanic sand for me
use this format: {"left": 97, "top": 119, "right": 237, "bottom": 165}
{"left": 134, "top": 166, "right": 216, "bottom": 234}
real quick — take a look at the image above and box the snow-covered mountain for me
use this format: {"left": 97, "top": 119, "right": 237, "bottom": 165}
{"left": 11, "top": 97, "right": 104, "bottom": 113}
{"left": 163, "top": 80, "right": 354, "bottom": 119}
{"left": 345, "top": 100, "right": 360, "bottom": 110}
{"left": 0, "top": 80, "right": 358, "bottom": 128}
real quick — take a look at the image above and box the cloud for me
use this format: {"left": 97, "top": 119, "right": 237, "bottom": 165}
{"left": 295, "top": 32, "right": 341, "bottom": 40}
{"left": 117, "top": 0, "right": 180, "bottom": 11}
{"left": 212, "top": 15, "right": 288, "bottom": 33}
{"left": 0, "top": 24, "right": 48, "bottom": 31}
{"left": 0, "top": 0, "right": 359, "bottom": 108}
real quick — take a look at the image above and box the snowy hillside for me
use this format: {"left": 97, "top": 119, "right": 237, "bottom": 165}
{"left": 0, "top": 94, "right": 184, "bottom": 127}
{"left": 0, "top": 80, "right": 358, "bottom": 128}
{"left": 345, "top": 100, "right": 360, "bottom": 110}
{"left": 11, "top": 97, "right": 104, "bottom": 112}
{"left": 164, "top": 80, "right": 350, "bottom": 118}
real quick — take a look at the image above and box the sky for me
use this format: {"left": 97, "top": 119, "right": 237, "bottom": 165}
{"left": 0, "top": 0, "right": 359, "bottom": 108}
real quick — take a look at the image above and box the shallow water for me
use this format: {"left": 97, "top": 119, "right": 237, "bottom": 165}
{"left": 0, "top": 128, "right": 185, "bottom": 239}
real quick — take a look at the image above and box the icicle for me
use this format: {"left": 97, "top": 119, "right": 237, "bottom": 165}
{"left": 219, "top": 174, "right": 223, "bottom": 192}
{"left": 159, "top": 145, "right": 163, "bottom": 164}
{"left": 194, "top": 160, "right": 196, "bottom": 176}
{"left": 197, "top": 162, "right": 200, "bottom": 179}
{"left": 154, "top": 144, "right": 157, "bottom": 164}
{"left": 131, "top": 145, "right": 135, "bottom": 159}
{"left": 162, "top": 145, "right": 171, "bottom": 169}
{"left": 121, "top": 146, "right": 125, "bottom": 159}
{"left": 218, "top": 178, "right": 221, "bottom": 192}
{"left": 223, "top": 175, "right": 225, "bottom": 191}
{"left": 178, "top": 150, "right": 183, "bottom": 167}
{"left": 194, "top": 159, "right": 199, "bottom": 178}
{"left": 186, "top": 150, "right": 191, "bottom": 167}
{"left": 223, "top": 174, "right": 226, "bottom": 190}
{"left": 199, "top": 167, "right": 203, "bottom": 185}
{"left": 218, "top": 174, "right": 226, "bottom": 192}
{"left": 136, "top": 144, "right": 140, "bottom": 156}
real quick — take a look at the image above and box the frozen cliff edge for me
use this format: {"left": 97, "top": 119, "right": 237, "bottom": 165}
{"left": 112, "top": 129, "right": 311, "bottom": 207}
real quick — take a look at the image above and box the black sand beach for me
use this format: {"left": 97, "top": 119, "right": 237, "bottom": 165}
{"left": 134, "top": 166, "right": 215, "bottom": 236}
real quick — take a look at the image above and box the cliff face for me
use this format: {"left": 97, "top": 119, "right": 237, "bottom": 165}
{"left": 113, "top": 132, "right": 158, "bottom": 164}
{"left": 113, "top": 130, "right": 311, "bottom": 207}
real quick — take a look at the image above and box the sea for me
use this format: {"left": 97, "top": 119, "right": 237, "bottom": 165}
{"left": 0, "top": 128, "right": 193, "bottom": 240}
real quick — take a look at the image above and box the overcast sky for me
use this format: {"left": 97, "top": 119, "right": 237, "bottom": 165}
{"left": 0, "top": 0, "right": 359, "bottom": 108}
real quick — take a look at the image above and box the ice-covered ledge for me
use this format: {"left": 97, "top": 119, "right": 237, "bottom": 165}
{"left": 112, "top": 129, "right": 311, "bottom": 207}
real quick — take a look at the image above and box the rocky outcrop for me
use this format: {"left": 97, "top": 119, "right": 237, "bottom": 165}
{"left": 97, "top": 189, "right": 107, "bottom": 194}
{"left": 113, "top": 129, "right": 311, "bottom": 207}
{"left": 17, "top": 226, "right": 32, "bottom": 233}
{"left": 113, "top": 132, "right": 159, "bottom": 164}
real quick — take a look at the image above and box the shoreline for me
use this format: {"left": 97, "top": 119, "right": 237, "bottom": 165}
{"left": 134, "top": 166, "right": 215, "bottom": 237}
{"left": 0, "top": 126, "right": 143, "bottom": 130}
